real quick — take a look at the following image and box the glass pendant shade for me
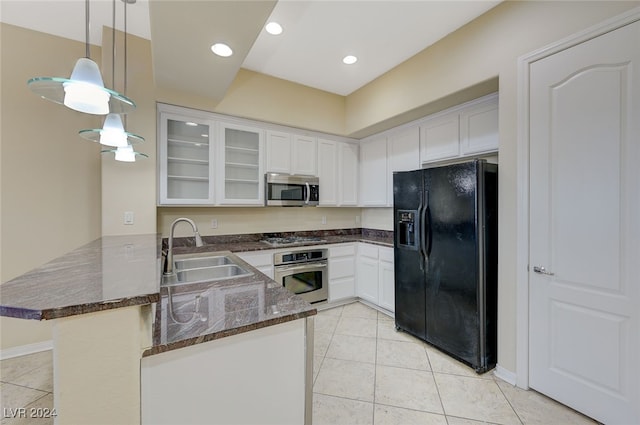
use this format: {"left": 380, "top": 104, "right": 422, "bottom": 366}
{"left": 99, "top": 114, "right": 127, "bottom": 147}
{"left": 28, "top": 70, "right": 135, "bottom": 115}
{"left": 79, "top": 113, "right": 145, "bottom": 147}
{"left": 62, "top": 58, "right": 110, "bottom": 114}
{"left": 115, "top": 144, "right": 136, "bottom": 162}
{"left": 102, "top": 144, "right": 148, "bottom": 162}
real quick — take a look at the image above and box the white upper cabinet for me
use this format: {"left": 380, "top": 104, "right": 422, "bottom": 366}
{"left": 158, "top": 105, "right": 215, "bottom": 205}
{"left": 317, "top": 138, "right": 338, "bottom": 206}
{"left": 265, "top": 131, "right": 292, "bottom": 174}
{"left": 420, "top": 113, "right": 460, "bottom": 163}
{"left": 460, "top": 93, "right": 499, "bottom": 155}
{"left": 292, "top": 135, "right": 317, "bottom": 176}
{"left": 318, "top": 139, "right": 359, "bottom": 207}
{"left": 216, "top": 122, "right": 264, "bottom": 205}
{"left": 387, "top": 125, "right": 420, "bottom": 205}
{"left": 420, "top": 93, "right": 498, "bottom": 165}
{"left": 359, "top": 136, "right": 388, "bottom": 206}
{"left": 266, "top": 132, "right": 318, "bottom": 176}
{"left": 338, "top": 142, "right": 359, "bottom": 206}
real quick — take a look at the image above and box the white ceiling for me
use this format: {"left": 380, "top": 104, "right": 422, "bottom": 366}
{"left": 244, "top": 1, "right": 501, "bottom": 96}
{"left": 1, "top": 0, "right": 501, "bottom": 98}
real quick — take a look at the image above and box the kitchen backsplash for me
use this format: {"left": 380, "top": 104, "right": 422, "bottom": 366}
{"left": 157, "top": 207, "right": 369, "bottom": 237}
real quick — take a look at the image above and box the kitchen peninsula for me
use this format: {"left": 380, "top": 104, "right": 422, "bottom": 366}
{"left": 0, "top": 233, "right": 317, "bottom": 425}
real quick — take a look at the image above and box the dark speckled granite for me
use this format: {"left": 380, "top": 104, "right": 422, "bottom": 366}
{"left": 144, "top": 251, "right": 316, "bottom": 357}
{"left": 166, "top": 228, "right": 393, "bottom": 256}
{"left": 0, "top": 234, "right": 161, "bottom": 320}
{"left": 1, "top": 228, "right": 388, "bottom": 354}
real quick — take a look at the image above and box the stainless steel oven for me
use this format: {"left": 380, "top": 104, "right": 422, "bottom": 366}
{"left": 273, "top": 249, "right": 328, "bottom": 304}
{"left": 265, "top": 173, "right": 319, "bottom": 206}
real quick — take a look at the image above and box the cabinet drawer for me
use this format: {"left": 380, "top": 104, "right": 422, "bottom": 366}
{"left": 379, "top": 247, "right": 394, "bottom": 263}
{"left": 330, "top": 256, "right": 355, "bottom": 279}
{"left": 329, "top": 244, "right": 356, "bottom": 258}
{"left": 358, "top": 243, "right": 378, "bottom": 259}
{"left": 236, "top": 251, "right": 273, "bottom": 267}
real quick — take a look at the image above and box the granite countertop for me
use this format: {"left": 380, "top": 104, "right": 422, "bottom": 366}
{"left": 0, "top": 234, "right": 161, "bottom": 320}
{"left": 0, "top": 228, "right": 391, "bottom": 352}
{"left": 143, "top": 251, "right": 316, "bottom": 357}
{"left": 168, "top": 228, "right": 393, "bottom": 255}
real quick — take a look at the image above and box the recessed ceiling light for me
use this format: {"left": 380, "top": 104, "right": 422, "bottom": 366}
{"left": 211, "top": 43, "right": 233, "bottom": 57}
{"left": 185, "top": 122, "right": 198, "bottom": 126}
{"left": 343, "top": 55, "right": 358, "bottom": 65}
{"left": 265, "top": 22, "right": 283, "bottom": 35}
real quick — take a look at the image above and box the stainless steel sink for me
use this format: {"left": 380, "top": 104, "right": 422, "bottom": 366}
{"left": 161, "top": 253, "right": 253, "bottom": 287}
{"left": 176, "top": 265, "right": 252, "bottom": 283}
{"left": 174, "top": 255, "right": 233, "bottom": 270}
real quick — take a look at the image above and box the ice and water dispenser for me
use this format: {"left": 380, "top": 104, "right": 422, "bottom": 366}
{"left": 396, "top": 209, "right": 419, "bottom": 250}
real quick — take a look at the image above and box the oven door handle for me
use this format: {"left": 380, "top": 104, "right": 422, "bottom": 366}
{"left": 275, "top": 262, "right": 327, "bottom": 273}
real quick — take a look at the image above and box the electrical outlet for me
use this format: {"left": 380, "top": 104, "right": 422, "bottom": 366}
{"left": 355, "top": 215, "right": 360, "bottom": 224}
{"left": 321, "top": 216, "right": 327, "bottom": 225}
{"left": 211, "top": 219, "right": 218, "bottom": 229}
{"left": 124, "top": 211, "right": 134, "bottom": 225}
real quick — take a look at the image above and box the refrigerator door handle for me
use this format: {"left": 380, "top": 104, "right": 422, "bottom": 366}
{"left": 417, "top": 203, "right": 425, "bottom": 271}
{"left": 420, "top": 194, "right": 429, "bottom": 267}
{"left": 425, "top": 206, "right": 432, "bottom": 257}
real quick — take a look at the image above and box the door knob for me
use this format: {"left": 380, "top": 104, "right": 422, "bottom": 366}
{"left": 533, "top": 266, "right": 554, "bottom": 276}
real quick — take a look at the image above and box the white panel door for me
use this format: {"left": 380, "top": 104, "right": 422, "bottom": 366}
{"left": 529, "top": 20, "right": 639, "bottom": 425}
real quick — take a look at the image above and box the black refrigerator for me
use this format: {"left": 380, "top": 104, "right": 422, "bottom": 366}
{"left": 393, "top": 159, "right": 497, "bottom": 373}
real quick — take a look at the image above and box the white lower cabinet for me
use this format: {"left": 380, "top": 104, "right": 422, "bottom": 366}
{"left": 378, "top": 247, "right": 395, "bottom": 312}
{"left": 236, "top": 243, "right": 394, "bottom": 311}
{"left": 236, "top": 250, "right": 274, "bottom": 279}
{"left": 141, "top": 319, "right": 308, "bottom": 425}
{"left": 328, "top": 244, "right": 356, "bottom": 302}
{"left": 356, "top": 243, "right": 395, "bottom": 312}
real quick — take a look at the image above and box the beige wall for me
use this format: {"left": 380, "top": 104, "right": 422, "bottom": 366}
{"left": 345, "top": 1, "right": 638, "bottom": 374}
{"left": 157, "top": 68, "right": 346, "bottom": 137}
{"left": 158, "top": 207, "right": 361, "bottom": 238}
{"left": 0, "top": 24, "right": 102, "bottom": 349}
{"left": 215, "top": 69, "right": 346, "bottom": 136}
{"left": 100, "top": 29, "right": 157, "bottom": 236}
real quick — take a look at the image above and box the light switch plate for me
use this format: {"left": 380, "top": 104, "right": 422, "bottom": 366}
{"left": 124, "top": 211, "right": 134, "bottom": 225}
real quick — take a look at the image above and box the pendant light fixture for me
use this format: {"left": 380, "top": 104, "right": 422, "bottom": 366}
{"left": 27, "top": 0, "right": 135, "bottom": 115}
{"left": 100, "top": 0, "right": 147, "bottom": 162}
{"left": 80, "top": 0, "right": 144, "bottom": 151}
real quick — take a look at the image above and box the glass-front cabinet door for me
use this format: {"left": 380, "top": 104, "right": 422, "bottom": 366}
{"left": 216, "top": 122, "right": 264, "bottom": 205}
{"left": 158, "top": 105, "right": 215, "bottom": 205}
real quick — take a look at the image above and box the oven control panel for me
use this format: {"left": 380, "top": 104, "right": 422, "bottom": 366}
{"left": 274, "top": 249, "right": 328, "bottom": 266}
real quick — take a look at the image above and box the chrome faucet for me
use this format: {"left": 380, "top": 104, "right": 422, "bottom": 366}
{"left": 164, "top": 217, "right": 204, "bottom": 276}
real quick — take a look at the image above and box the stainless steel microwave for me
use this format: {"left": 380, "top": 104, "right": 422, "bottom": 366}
{"left": 265, "top": 173, "right": 319, "bottom": 206}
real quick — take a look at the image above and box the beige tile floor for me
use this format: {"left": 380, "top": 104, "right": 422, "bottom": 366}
{"left": 0, "top": 302, "right": 598, "bottom": 425}
{"left": 312, "top": 302, "right": 598, "bottom": 425}
{"left": 1, "top": 350, "right": 54, "bottom": 425}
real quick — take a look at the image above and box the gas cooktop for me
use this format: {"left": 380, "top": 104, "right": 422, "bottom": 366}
{"left": 261, "top": 236, "right": 327, "bottom": 247}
